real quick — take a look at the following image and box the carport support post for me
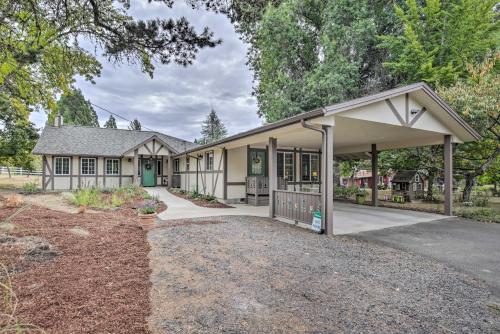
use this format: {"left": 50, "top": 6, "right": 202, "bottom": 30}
{"left": 371, "top": 144, "right": 379, "bottom": 207}
{"left": 322, "top": 125, "right": 334, "bottom": 236}
{"left": 268, "top": 137, "right": 277, "bottom": 218}
{"left": 444, "top": 135, "right": 453, "bottom": 216}
{"left": 167, "top": 155, "right": 173, "bottom": 189}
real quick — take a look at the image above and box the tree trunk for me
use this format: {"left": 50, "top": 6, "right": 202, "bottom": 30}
{"left": 462, "top": 174, "right": 475, "bottom": 202}
{"left": 7, "top": 166, "right": 11, "bottom": 178}
{"left": 425, "top": 170, "right": 435, "bottom": 201}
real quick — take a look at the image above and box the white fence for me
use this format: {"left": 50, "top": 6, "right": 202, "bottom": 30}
{"left": 0, "top": 166, "right": 42, "bottom": 176}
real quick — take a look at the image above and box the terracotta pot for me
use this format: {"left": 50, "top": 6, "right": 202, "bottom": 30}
{"left": 138, "top": 212, "right": 157, "bottom": 228}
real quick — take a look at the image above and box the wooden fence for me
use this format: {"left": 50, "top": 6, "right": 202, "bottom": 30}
{"left": 0, "top": 166, "right": 42, "bottom": 176}
{"left": 171, "top": 174, "right": 181, "bottom": 188}
{"left": 273, "top": 190, "right": 321, "bottom": 225}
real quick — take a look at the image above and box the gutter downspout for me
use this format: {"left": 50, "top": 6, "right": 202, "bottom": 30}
{"left": 300, "top": 117, "right": 327, "bottom": 234}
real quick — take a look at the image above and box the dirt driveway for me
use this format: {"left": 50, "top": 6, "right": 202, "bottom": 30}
{"left": 148, "top": 216, "right": 500, "bottom": 333}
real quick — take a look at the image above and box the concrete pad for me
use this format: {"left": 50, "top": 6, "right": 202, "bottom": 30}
{"left": 145, "top": 187, "right": 445, "bottom": 234}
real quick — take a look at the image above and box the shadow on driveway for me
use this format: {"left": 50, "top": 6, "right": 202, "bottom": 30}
{"left": 352, "top": 217, "right": 500, "bottom": 298}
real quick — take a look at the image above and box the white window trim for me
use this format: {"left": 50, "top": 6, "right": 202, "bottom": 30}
{"left": 105, "top": 158, "right": 120, "bottom": 175}
{"left": 81, "top": 157, "right": 96, "bottom": 175}
{"left": 55, "top": 157, "right": 70, "bottom": 175}
{"left": 205, "top": 151, "right": 214, "bottom": 171}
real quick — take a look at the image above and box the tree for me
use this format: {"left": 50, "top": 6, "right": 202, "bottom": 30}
{"left": 379, "top": 0, "right": 498, "bottom": 88}
{"left": 244, "top": 0, "right": 401, "bottom": 122}
{"left": 0, "top": 0, "right": 221, "bottom": 119}
{"left": 104, "top": 115, "right": 118, "bottom": 129}
{"left": 200, "top": 109, "right": 227, "bottom": 144}
{"left": 0, "top": 98, "right": 39, "bottom": 173}
{"left": 129, "top": 119, "right": 142, "bottom": 131}
{"left": 437, "top": 54, "right": 499, "bottom": 201}
{"left": 54, "top": 89, "right": 99, "bottom": 127}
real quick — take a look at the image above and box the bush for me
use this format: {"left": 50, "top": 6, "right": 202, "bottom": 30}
{"left": 202, "top": 194, "right": 217, "bottom": 202}
{"left": 187, "top": 190, "right": 201, "bottom": 199}
{"left": 111, "top": 193, "right": 125, "bottom": 207}
{"left": 73, "top": 188, "right": 102, "bottom": 208}
{"left": 455, "top": 206, "right": 500, "bottom": 223}
{"left": 138, "top": 205, "right": 156, "bottom": 214}
{"left": 22, "top": 181, "right": 39, "bottom": 194}
{"left": 335, "top": 186, "right": 358, "bottom": 199}
{"left": 470, "top": 189, "right": 489, "bottom": 207}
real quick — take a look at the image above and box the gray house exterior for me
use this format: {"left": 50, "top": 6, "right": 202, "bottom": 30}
{"left": 32, "top": 115, "right": 198, "bottom": 190}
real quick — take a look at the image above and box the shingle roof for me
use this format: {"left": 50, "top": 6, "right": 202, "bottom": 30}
{"left": 392, "top": 170, "right": 419, "bottom": 183}
{"left": 32, "top": 125, "right": 199, "bottom": 156}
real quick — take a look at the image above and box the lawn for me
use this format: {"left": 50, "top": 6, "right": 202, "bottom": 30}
{"left": 0, "top": 175, "right": 41, "bottom": 190}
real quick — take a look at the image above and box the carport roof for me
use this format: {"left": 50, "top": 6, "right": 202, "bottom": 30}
{"left": 174, "top": 82, "right": 480, "bottom": 157}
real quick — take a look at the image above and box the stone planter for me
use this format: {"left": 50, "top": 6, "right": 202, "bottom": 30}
{"left": 138, "top": 212, "right": 157, "bottom": 228}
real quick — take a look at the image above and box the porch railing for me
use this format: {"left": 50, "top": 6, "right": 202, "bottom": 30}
{"left": 273, "top": 190, "right": 321, "bottom": 225}
{"left": 171, "top": 174, "right": 181, "bottom": 188}
{"left": 246, "top": 176, "right": 287, "bottom": 195}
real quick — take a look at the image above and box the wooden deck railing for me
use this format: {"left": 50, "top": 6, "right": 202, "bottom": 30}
{"left": 246, "top": 176, "right": 287, "bottom": 195}
{"left": 273, "top": 190, "right": 321, "bottom": 225}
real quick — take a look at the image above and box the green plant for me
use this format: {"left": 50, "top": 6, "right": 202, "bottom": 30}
{"left": 22, "top": 181, "right": 39, "bottom": 194}
{"left": 455, "top": 207, "right": 500, "bottom": 223}
{"left": 110, "top": 194, "right": 125, "bottom": 207}
{"left": 187, "top": 190, "right": 201, "bottom": 199}
{"left": 202, "top": 194, "right": 217, "bottom": 202}
{"left": 73, "top": 188, "right": 103, "bottom": 208}
{"left": 470, "top": 189, "right": 490, "bottom": 208}
{"left": 138, "top": 206, "right": 156, "bottom": 215}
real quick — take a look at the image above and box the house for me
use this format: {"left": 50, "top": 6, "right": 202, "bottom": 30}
{"left": 342, "top": 170, "right": 393, "bottom": 189}
{"left": 33, "top": 83, "right": 480, "bottom": 235}
{"left": 391, "top": 170, "right": 428, "bottom": 201}
{"left": 32, "top": 114, "right": 198, "bottom": 190}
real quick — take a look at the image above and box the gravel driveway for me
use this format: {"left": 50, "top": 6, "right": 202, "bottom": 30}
{"left": 148, "top": 216, "right": 500, "bottom": 333}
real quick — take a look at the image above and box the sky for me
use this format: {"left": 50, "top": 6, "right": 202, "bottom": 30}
{"left": 29, "top": 1, "right": 262, "bottom": 142}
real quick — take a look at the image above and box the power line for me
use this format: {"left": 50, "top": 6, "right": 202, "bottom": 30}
{"left": 90, "top": 102, "right": 156, "bottom": 132}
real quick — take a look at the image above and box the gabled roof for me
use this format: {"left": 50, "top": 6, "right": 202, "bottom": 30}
{"left": 392, "top": 170, "right": 423, "bottom": 183}
{"left": 32, "top": 125, "right": 198, "bottom": 156}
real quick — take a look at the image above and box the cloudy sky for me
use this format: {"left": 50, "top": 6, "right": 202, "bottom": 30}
{"left": 29, "top": 1, "right": 262, "bottom": 142}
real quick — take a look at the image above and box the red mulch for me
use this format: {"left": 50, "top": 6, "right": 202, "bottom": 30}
{"left": 169, "top": 191, "right": 233, "bottom": 208}
{"left": 0, "top": 199, "right": 151, "bottom": 333}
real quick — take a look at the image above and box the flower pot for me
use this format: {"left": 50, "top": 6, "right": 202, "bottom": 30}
{"left": 355, "top": 194, "right": 366, "bottom": 205}
{"left": 138, "top": 212, "right": 157, "bottom": 228}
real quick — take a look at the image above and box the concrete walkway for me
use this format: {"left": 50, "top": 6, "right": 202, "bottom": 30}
{"left": 145, "top": 187, "right": 445, "bottom": 235}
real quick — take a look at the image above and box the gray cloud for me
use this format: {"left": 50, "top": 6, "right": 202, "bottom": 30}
{"left": 30, "top": 0, "right": 261, "bottom": 142}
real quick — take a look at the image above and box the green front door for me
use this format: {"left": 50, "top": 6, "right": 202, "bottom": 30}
{"left": 142, "top": 159, "right": 156, "bottom": 187}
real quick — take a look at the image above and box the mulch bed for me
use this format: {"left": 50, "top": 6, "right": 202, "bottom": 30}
{"left": 169, "top": 190, "right": 234, "bottom": 208}
{"left": 0, "top": 198, "right": 151, "bottom": 333}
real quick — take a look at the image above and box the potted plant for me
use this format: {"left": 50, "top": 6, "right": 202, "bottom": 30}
{"left": 355, "top": 189, "right": 368, "bottom": 205}
{"left": 137, "top": 205, "right": 157, "bottom": 227}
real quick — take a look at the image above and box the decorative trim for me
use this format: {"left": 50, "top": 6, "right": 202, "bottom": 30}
{"left": 408, "top": 107, "right": 427, "bottom": 127}
{"left": 385, "top": 98, "right": 406, "bottom": 126}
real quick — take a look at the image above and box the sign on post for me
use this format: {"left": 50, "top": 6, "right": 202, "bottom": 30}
{"left": 311, "top": 211, "right": 321, "bottom": 233}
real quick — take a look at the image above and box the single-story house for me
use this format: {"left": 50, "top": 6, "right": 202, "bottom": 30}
{"left": 33, "top": 82, "right": 480, "bottom": 235}
{"left": 391, "top": 170, "right": 428, "bottom": 201}
{"left": 341, "top": 170, "right": 393, "bottom": 189}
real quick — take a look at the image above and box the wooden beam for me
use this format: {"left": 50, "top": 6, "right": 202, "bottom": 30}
{"left": 405, "top": 93, "right": 409, "bottom": 125}
{"left": 371, "top": 144, "right": 379, "bottom": 207}
{"left": 133, "top": 149, "right": 139, "bottom": 185}
{"left": 119, "top": 158, "right": 122, "bottom": 187}
{"left": 322, "top": 125, "right": 334, "bottom": 235}
{"left": 70, "top": 156, "right": 73, "bottom": 190}
{"left": 51, "top": 156, "right": 54, "bottom": 190}
{"left": 444, "top": 135, "right": 453, "bottom": 215}
{"left": 268, "top": 137, "right": 277, "bottom": 218}
{"left": 408, "top": 107, "right": 427, "bottom": 127}
{"left": 42, "top": 155, "right": 46, "bottom": 190}
{"left": 223, "top": 148, "right": 228, "bottom": 200}
{"left": 385, "top": 98, "right": 406, "bottom": 126}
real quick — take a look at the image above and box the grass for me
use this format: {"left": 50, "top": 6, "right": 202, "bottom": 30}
{"left": 72, "top": 184, "right": 145, "bottom": 209}
{"left": 454, "top": 206, "right": 500, "bottom": 223}
{"left": 0, "top": 265, "right": 46, "bottom": 333}
{"left": 0, "top": 175, "right": 41, "bottom": 191}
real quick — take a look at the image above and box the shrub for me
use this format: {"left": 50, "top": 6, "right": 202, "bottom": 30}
{"left": 335, "top": 186, "right": 358, "bottom": 199}
{"left": 455, "top": 206, "right": 500, "bottom": 223}
{"left": 187, "top": 190, "right": 201, "bottom": 199}
{"left": 5, "top": 194, "right": 24, "bottom": 207}
{"left": 470, "top": 189, "right": 489, "bottom": 207}
{"left": 202, "top": 194, "right": 217, "bottom": 202}
{"left": 138, "top": 205, "right": 156, "bottom": 214}
{"left": 111, "top": 193, "right": 125, "bottom": 207}
{"left": 73, "top": 188, "right": 102, "bottom": 208}
{"left": 22, "top": 181, "right": 39, "bottom": 194}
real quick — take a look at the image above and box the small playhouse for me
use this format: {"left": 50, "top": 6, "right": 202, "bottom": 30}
{"left": 391, "top": 170, "right": 427, "bottom": 201}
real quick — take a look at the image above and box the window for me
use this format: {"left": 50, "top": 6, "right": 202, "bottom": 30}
{"left": 55, "top": 157, "right": 70, "bottom": 175}
{"left": 301, "top": 153, "right": 319, "bottom": 182}
{"left": 413, "top": 182, "right": 417, "bottom": 191}
{"left": 106, "top": 159, "right": 119, "bottom": 175}
{"left": 81, "top": 158, "right": 96, "bottom": 175}
{"left": 157, "top": 160, "right": 162, "bottom": 176}
{"left": 186, "top": 157, "right": 190, "bottom": 171}
{"left": 415, "top": 174, "right": 420, "bottom": 182}
{"left": 277, "top": 152, "right": 294, "bottom": 181}
{"left": 205, "top": 151, "right": 214, "bottom": 171}
{"left": 174, "top": 159, "right": 180, "bottom": 172}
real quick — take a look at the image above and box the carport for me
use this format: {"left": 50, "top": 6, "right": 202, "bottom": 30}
{"left": 172, "top": 83, "right": 480, "bottom": 235}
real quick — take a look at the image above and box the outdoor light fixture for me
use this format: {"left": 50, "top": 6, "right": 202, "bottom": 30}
{"left": 410, "top": 107, "right": 426, "bottom": 115}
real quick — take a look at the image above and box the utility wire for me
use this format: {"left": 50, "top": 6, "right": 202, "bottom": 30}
{"left": 90, "top": 102, "right": 157, "bottom": 132}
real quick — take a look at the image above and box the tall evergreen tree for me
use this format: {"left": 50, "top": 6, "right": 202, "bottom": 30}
{"left": 55, "top": 89, "right": 99, "bottom": 127}
{"left": 246, "top": 0, "right": 401, "bottom": 122}
{"left": 200, "top": 109, "right": 227, "bottom": 144}
{"left": 104, "top": 115, "right": 118, "bottom": 129}
{"left": 379, "top": 0, "right": 498, "bottom": 88}
{"left": 129, "top": 118, "right": 142, "bottom": 131}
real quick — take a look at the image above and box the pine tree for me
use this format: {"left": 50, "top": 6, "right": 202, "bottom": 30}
{"left": 104, "top": 115, "right": 117, "bottom": 129}
{"left": 129, "top": 118, "right": 142, "bottom": 131}
{"left": 200, "top": 109, "right": 227, "bottom": 144}
{"left": 55, "top": 89, "right": 99, "bottom": 127}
